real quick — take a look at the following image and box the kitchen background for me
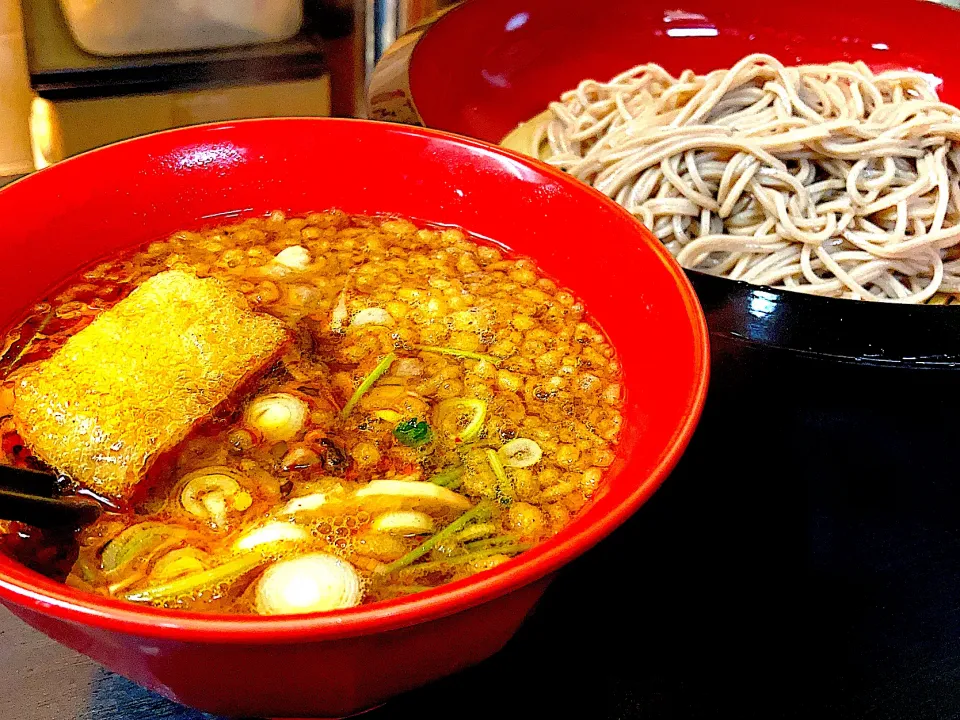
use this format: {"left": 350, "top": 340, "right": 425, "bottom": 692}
{"left": 5, "top": 0, "right": 960, "bottom": 186}
{"left": 0, "top": 0, "right": 457, "bottom": 185}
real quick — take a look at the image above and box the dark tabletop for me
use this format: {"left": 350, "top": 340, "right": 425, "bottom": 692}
{"left": 6, "top": 381, "right": 960, "bottom": 720}
{"left": 19, "top": 0, "right": 350, "bottom": 101}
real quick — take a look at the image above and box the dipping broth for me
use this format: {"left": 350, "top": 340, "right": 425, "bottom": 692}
{"left": 0, "top": 211, "right": 623, "bottom": 615}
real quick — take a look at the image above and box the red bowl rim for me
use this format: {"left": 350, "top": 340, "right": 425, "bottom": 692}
{"left": 0, "top": 117, "right": 709, "bottom": 643}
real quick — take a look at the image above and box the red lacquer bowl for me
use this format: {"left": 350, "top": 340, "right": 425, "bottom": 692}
{"left": 372, "top": 0, "right": 960, "bottom": 142}
{"left": 0, "top": 119, "right": 708, "bottom": 718}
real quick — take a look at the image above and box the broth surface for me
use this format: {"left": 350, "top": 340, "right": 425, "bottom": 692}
{"left": 0, "top": 211, "right": 623, "bottom": 614}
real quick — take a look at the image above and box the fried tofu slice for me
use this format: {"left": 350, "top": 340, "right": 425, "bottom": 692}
{"left": 11, "top": 270, "right": 288, "bottom": 503}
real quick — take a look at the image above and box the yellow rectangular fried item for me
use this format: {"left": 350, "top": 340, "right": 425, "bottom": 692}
{"left": 11, "top": 270, "right": 288, "bottom": 502}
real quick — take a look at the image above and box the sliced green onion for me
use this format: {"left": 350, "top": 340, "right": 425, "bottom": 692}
{"left": 101, "top": 523, "right": 187, "bottom": 575}
{"left": 372, "top": 510, "right": 435, "bottom": 535}
{"left": 123, "top": 552, "right": 266, "bottom": 604}
{"left": 392, "top": 418, "right": 433, "bottom": 447}
{"left": 428, "top": 466, "right": 464, "bottom": 488}
{"left": 379, "top": 501, "right": 493, "bottom": 575}
{"left": 351, "top": 308, "right": 394, "bottom": 327}
{"left": 464, "top": 534, "right": 519, "bottom": 552}
{"left": 75, "top": 558, "right": 98, "bottom": 584}
{"left": 498, "top": 438, "right": 543, "bottom": 468}
{"left": 233, "top": 521, "right": 309, "bottom": 551}
{"left": 453, "top": 522, "right": 497, "bottom": 544}
{"left": 150, "top": 548, "right": 209, "bottom": 582}
{"left": 244, "top": 393, "right": 308, "bottom": 443}
{"left": 178, "top": 467, "right": 252, "bottom": 526}
{"left": 380, "top": 583, "right": 435, "bottom": 596}
{"left": 255, "top": 553, "right": 362, "bottom": 615}
{"left": 397, "top": 544, "right": 531, "bottom": 577}
{"left": 330, "top": 282, "right": 349, "bottom": 332}
{"left": 434, "top": 398, "right": 487, "bottom": 444}
{"left": 354, "top": 479, "right": 471, "bottom": 510}
{"left": 341, "top": 352, "right": 397, "bottom": 418}
{"left": 415, "top": 345, "right": 502, "bottom": 365}
{"left": 486, "top": 449, "right": 514, "bottom": 504}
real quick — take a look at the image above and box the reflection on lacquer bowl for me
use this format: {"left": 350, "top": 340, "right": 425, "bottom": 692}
{"left": 0, "top": 118, "right": 708, "bottom": 718}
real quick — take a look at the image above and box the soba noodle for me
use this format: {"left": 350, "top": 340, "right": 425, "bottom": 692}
{"left": 505, "top": 53, "right": 960, "bottom": 303}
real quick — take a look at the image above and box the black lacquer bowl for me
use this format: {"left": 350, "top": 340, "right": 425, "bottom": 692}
{"left": 368, "top": 0, "right": 960, "bottom": 704}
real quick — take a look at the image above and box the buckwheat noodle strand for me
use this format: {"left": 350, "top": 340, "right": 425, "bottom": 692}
{"left": 517, "top": 54, "right": 960, "bottom": 302}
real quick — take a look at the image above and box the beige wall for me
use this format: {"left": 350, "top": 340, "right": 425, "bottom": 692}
{"left": 0, "top": 0, "right": 33, "bottom": 176}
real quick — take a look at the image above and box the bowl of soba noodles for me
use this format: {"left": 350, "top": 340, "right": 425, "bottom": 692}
{"left": 0, "top": 118, "right": 708, "bottom": 717}
{"left": 371, "top": 0, "right": 960, "bottom": 314}
{"left": 368, "top": 0, "right": 960, "bottom": 689}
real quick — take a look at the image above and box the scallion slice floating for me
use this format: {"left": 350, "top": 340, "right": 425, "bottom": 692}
{"left": 497, "top": 438, "right": 543, "bottom": 468}
{"left": 244, "top": 393, "right": 309, "bottom": 443}
{"left": 397, "top": 544, "right": 531, "bottom": 577}
{"left": 101, "top": 523, "right": 188, "bottom": 575}
{"left": 453, "top": 522, "right": 497, "bottom": 544}
{"left": 464, "top": 534, "right": 519, "bottom": 552}
{"left": 415, "top": 345, "right": 502, "bottom": 366}
{"left": 255, "top": 553, "right": 362, "bottom": 615}
{"left": 434, "top": 397, "right": 487, "bottom": 444}
{"left": 355, "top": 479, "right": 472, "bottom": 510}
{"left": 372, "top": 510, "right": 435, "bottom": 535}
{"left": 341, "top": 352, "right": 397, "bottom": 418}
{"left": 428, "top": 466, "right": 465, "bottom": 488}
{"left": 378, "top": 501, "right": 494, "bottom": 575}
{"left": 124, "top": 552, "right": 266, "bottom": 604}
{"left": 486, "top": 449, "right": 515, "bottom": 504}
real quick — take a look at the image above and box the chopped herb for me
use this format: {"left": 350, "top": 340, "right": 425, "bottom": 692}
{"left": 393, "top": 418, "right": 433, "bottom": 447}
{"left": 453, "top": 522, "right": 498, "bottom": 544}
{"left": 101, "top": 524, "right": 186, "bottom": 575}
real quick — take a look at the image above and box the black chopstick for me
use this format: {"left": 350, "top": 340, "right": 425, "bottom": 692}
{"left": 0, "top": 465, "right": 63, "bottom": 498}
{"left": 0, "top": 465, "right": 103, "bottom": 528}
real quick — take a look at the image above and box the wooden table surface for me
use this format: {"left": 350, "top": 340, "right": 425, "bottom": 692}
{"left": 0, "top": 607, "right": 220, "bottom": 720}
